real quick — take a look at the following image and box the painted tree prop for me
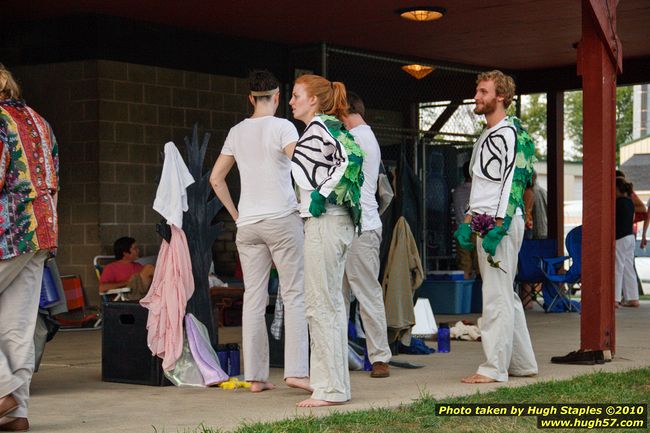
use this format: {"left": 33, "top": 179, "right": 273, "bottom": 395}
{"left": 182, "top": 123, "right": 223, "bottom": 346}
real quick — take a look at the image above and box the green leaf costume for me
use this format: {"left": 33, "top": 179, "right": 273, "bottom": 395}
{"left": 501, "top": 116, "right": 538, "bottom": 233}
{"left": 319, "top": 114, "right": 365, "bottom": 232}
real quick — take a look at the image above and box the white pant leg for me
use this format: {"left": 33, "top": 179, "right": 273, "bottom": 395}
{"left": 615, "top": 236, "right": 626, "bottom": 303}
{"left": 343, "top": 229, "right": 391, "bottom": 364}
{"left": 236, "top": 224, "right": 273, "bottom": 382}
{"left": 0, "top": 250, "right": 47, "bottom": 417}
{"left": 476, "top": 217, "right": 537, "bottom": 381}
{"left": 619, "top": 235, "right": 638, "bottom": 302}
{"left": 304, "top": 215, "right": 354, "bottom": 402}
{"left": 262, "top": 213, "right": 309, "bottom": 379}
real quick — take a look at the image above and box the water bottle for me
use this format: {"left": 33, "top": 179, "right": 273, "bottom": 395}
{"left": 437, "top": 323, "right": 450, "bottom": 353}
{"left": 227, "top": 343, "right": 241, "bottom": 376}
{"left": 216, "top": 344, "right": 229, "bottom": 374}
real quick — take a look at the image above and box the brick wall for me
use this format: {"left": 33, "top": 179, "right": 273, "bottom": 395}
{"left": 14, "top": 61, "right": 102, "bottom": 292}
{"left": 13, "top": 60, "right": 250, "bottom": 303}
{"left": 95, "top": 60, "right": 249, "bottom": 278}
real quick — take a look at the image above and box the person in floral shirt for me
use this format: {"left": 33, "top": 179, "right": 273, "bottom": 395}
{"left": 0, "top": 64, "right": 58, "bottom": 432}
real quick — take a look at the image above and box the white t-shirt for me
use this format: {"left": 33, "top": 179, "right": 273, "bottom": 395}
{"left": 291, "top": 116, "right": 349, "bottom": 217}
{"left": 468, "top": 117, "right": 518, "bottom": 219}
{"left": 221, "top": 116, "right": 299, "bottom": 227}
{"left": 349, "top": 124, "right": 382, "bottom": 232}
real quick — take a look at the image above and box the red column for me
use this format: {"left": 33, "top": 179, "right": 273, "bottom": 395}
{"left": 578, "top": 0, "right": 619, "bottom": 353}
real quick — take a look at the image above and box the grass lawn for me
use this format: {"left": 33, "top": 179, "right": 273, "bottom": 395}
{"left": 182, "top": 367, "right": 650, "bottom": 433}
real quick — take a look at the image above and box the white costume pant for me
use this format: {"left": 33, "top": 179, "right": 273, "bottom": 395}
{"left": 0, "top": 250, "right": 47, "bottom": 418}
{"left": 476, "top": 216, "right": 537, "bottom": 381}
{"left": 615, "top": 234, "right": 637, "bottom": 303}
{"left": 236, "top": 212, "right": 309, "bottom": 382}
{"left": 343, "top": 228, "right": 391, "bottom": 364}
{"left": 304, "top": 214, "right": 354, "bottom": 402}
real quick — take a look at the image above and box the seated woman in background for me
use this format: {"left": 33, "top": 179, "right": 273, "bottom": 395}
{"left": 99, "top": 237, "right": 154, "bottom": 300}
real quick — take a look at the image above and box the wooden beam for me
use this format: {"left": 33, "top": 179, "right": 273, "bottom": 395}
{"left": 546, "top": 92, "right": 564, "bottom": 256}
{"left": 428, "top": 100, "right": 462, "bottom": 133}
{"left": 584, "top": 0, "right": 623, "bottom": 73}
{"left": 578, "top": 0, "right": 618, "bottom": 353}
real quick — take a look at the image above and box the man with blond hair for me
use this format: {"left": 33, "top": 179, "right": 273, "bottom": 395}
{"left": 454, "top": 70, "right": 538, "bottom": 384}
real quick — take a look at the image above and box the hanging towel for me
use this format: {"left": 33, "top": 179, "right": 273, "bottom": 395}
{"left": 153, "top": 141, "right": 195, "bottom": 228}
{"left": 140, "top": 225, "right": 194, "bottom": 371}
{"left": 185, "top": 314, "right": 229, "bottom": 385}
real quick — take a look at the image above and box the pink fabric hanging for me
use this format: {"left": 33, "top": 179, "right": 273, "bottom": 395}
{"left": 140, "top": 225, "right": 194, "bottom": 371}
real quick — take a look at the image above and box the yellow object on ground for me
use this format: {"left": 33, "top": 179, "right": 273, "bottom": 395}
{"left": 218, "top": 378, "right": 251, "bottom": 390}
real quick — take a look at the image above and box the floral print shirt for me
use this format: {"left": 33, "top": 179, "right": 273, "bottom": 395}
{"left": 0, "top": 99, "right": 59, "bottom": 260}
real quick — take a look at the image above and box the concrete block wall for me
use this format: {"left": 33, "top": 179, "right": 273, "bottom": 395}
{"left": 13, "top": 60, "right": 251, "bottom": 303}
{"left": 14, "top": 61, "right": 102, "bottom": 291}
{"left": 95, "top": 60, "right": 249, "bottom": 276}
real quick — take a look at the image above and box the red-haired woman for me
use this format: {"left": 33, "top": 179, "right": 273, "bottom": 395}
{"left": 290, "top": 74, "right": 359, "bottom": 407}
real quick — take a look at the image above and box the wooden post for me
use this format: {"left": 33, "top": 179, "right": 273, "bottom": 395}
{"left": 546, "top": 91, "right": 564, "bottom": 256}
{"left": 578, "top": 0, "right": 621, "bottom": 354}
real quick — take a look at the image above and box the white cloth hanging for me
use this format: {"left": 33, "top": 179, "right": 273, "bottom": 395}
{"left": 153, "top": 141, "right": 195, "bottom": 228}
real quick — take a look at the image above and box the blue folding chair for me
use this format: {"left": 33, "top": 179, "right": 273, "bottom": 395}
{"left": 515, "top": 239, "right": 558, "bottom": 309}
{"left": 541, "top": 226, "right": 582, "bottom": 313}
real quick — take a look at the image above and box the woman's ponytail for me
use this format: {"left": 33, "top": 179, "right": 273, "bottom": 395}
{"left": 328, "top": 81, "right": 349, "bottom": 120}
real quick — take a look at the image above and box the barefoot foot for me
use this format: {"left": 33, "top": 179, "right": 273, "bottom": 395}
{"left": 461, "top": 373, "right": 497, "bottom": 384}
{"left": 250, "top": 381, "right": 275, "bottom": 392}
{"left": 285, "top": 377, "right": 313, "bottom": 392}
{"left": 296, "top": 398, "right": 344, "bottom": 408}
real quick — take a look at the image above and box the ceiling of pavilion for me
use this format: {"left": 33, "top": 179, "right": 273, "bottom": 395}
{"left": 9, "top": 0, "right": 650, "bottom": 71}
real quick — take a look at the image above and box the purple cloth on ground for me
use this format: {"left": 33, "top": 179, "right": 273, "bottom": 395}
{"left": 185, "top": 314, "right": 229, "bottom": 385}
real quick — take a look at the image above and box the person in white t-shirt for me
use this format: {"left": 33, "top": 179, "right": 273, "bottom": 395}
{"left": 209, "top": 70, "right": 310, "bottom": 394}
{"left": 340, "top": 92, "right": 391, "bottom": 379}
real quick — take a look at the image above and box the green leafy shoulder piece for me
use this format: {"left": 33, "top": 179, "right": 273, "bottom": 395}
{"left": 502, "top": 116, "right": 537, "bottom": 232}
{"left": 319, "top": 114, "right": 365, "bottom": 232}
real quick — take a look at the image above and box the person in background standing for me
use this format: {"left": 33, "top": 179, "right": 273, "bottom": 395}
{"left": 615, "top": 177, "right": 639, "bottom": 308}
{"left": 341, "top": 92, "right": 392, "bottom": 378}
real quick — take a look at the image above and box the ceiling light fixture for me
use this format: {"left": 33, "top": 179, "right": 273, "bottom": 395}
{"left": 397, "top": 6, "right": 446, "bottom": 22}
{"left": 402, "top": 64, "right": 435, "bottom": 79}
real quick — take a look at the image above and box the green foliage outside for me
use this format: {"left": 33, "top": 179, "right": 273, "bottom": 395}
{"left": 519, "top": 86, "right": 634, "bottom": 163}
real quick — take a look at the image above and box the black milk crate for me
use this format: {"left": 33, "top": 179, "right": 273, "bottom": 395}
{"left": 102, "top": 301, "right": 171, "bottom": 386}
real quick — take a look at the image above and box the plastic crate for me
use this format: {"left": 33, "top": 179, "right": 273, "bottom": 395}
{"left": 470, "top": 278, "right": 483, "bottom": 313}
{"left": 415, "top": 279, "right": 474, "bottom": 314}
{"left": 428, "top": 271, "right": 465, "bottom": 281}
{"left": 102, "top": 301, "right": 171, "bottom": 386}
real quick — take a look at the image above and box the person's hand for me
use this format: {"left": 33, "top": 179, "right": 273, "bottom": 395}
{"left": 642, "top": 236, "right": 648, "bottom": 250}
{"left": 309, "top": 190, "right": 327, "bottom": 217}
{"left": 453, "top": 223, "right": 474, "bottom": 251}
{"left": 481, "top": 226, "right": 507, "bottom": 256}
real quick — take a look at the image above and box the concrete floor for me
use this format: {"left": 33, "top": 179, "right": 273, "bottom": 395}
{"left": 28, "top": 302, "right": 650, "bottom": 433}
